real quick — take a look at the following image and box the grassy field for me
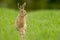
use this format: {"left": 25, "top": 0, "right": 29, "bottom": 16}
{"left": 0, "top": 8, "right": 60, "bottom": 40}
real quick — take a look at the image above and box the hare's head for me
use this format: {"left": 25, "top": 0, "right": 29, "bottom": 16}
{"left": 18, "top": 2, "right": 26, "bottom": 17}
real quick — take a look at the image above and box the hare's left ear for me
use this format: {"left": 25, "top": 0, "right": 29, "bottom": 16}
{"left": 23, "top": 2, "right": 26, "bottom": 6}
{"left": 22, "top": 2, "right": 26, "bottom": 9}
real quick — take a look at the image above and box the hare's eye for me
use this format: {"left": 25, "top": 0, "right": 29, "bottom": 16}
{"left": 21, "top": 11, "right": 23, "bottom": 13}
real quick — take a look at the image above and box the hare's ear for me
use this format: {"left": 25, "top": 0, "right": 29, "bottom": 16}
{"left": 18, "top": 3, "right": 22, "bottom": 9}
{"left": 22, "top": 2, "right": 26, "bottom": 9}
{"left": 23, "top": 2, "right": 26, "bottom": 6}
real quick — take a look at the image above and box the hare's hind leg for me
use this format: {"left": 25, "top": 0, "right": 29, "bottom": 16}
{"left": 19, "top": 27, "right": 26, "bottom": 40}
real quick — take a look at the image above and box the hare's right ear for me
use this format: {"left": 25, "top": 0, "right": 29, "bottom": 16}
{"left": 18, "top": 3, "right": 22, "bottom": 9}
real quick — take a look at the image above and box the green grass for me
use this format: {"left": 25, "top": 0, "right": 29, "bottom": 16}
{"left": 0, "top": 8, "right": 60, "bottom": 40}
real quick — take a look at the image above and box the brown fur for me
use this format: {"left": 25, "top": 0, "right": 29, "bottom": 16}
{"left": 15, "top": 2, "right": 26, "bottom": 40}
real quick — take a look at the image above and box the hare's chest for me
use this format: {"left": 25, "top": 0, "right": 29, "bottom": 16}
{"left": 17, "top": 16, "right": 25, "bottom": 23}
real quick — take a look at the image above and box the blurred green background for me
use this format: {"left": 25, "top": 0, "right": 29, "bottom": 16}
{"left": 0, "top": 0, "right": 60, "bottom": 40}
{"left": 0, "top": 0, "right": 60, "bottom": 10}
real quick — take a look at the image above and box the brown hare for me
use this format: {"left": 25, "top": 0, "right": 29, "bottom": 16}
{"left": 15, "top": 2, "right": 26, "bottom": 40}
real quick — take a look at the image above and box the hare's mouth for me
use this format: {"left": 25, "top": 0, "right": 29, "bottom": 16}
{"left": 20, "top": 14, "right": 26, "bottom": 17}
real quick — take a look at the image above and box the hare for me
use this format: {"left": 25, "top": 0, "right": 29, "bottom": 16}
{"left": 15, "top": 2, "right": 26, "bottom": 40}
